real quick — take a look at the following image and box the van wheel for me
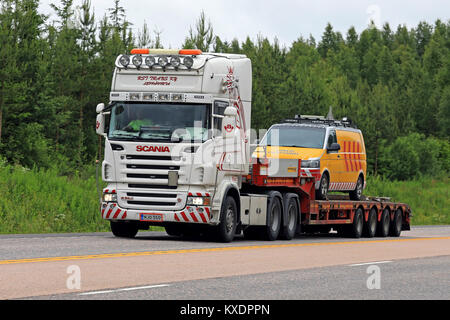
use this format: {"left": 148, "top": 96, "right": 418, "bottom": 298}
{"left": 316, "top": 173, "right": 329, "bottom": 200}
{"left": 349, "top": 175, "right": 364, "bottom": 201}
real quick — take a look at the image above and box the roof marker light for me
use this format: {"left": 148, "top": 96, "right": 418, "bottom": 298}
{"left": 131, "top": 48, "right": 149, "bottom": 54}
{"left": 179, "top": 49, "right": 202, "bottom": 55}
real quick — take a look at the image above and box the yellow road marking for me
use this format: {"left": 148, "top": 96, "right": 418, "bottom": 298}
{"left": 1, "top": 236, "right": 449, "bottom": 265}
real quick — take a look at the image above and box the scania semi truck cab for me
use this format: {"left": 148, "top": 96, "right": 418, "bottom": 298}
{"left": 96, "top": 48, "right": 261, "bottom": 242}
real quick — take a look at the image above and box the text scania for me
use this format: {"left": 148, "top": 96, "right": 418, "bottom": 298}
{"left": 136, "top": 145, "right": 170, "bottom": 152}
{"left": 225, "top": 304, "right": 270, "bottom": 315}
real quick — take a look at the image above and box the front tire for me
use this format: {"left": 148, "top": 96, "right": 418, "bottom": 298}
{"left": 110, "top": 221, "right": 138, "bottom": 238}
{"left": 216, "top": 196, "right": 238, "bottom": 243}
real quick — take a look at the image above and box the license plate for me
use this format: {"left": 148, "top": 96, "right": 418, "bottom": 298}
{"left": 140, "top": 213, "right": 163, "bottom": 222}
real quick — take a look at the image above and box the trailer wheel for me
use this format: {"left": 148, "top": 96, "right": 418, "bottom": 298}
{"left": 377, "top": 208, "right": 390, "bottom": 237}
{"left": 389, "top": 208, "right": 402, "bottom": 237}
{"left": 347, "top": 207, "right": 364, "bottom": 238}
{"left": 279, "top": 196, "right": 298, "bottom": 240}
{"left": 363, "top": 207, "right": 377, "bottom": 238}
{"left": 263, "top": 196, "right": 282, "bottom": 241}
{"left": 216, "top": 196, "right": 237, "bottom": 243}
{"left": 110, "top": 221, "right": 138, "bottom": 238}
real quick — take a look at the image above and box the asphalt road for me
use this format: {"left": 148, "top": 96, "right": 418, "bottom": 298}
{"left": 0, "top": 225, "right": 449, "bottom": 300}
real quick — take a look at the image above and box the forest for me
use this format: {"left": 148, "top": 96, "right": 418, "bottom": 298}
{"left": 0, "top": 0, "right": 448, "bottom": 180}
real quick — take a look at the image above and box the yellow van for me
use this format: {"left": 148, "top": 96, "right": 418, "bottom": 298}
{"left": 253, "top": 117, "right": 367, "bottom": 200}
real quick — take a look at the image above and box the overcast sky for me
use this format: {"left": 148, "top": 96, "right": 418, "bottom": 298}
{"left": 38, "top": 0, "right": 449, "bottom": 49}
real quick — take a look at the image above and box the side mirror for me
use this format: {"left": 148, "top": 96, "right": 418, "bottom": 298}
{"left": 96, "top": 103, "right": 105, "bottom": 113}
{"left": 222, "top": 107, "right": 237, "bottom": 139}
{"left": 96, "top": 113, "right": 106, "bottom": 136}
{"left": 327, "top": 142, "right": 340, "bottom": 152}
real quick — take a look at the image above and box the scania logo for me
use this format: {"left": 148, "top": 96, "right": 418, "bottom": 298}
{"left": 136, "top": 145, "right": 170, "bottom": 152}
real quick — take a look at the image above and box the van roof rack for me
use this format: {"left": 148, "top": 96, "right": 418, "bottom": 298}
{"left": 281, "top": 114, "right": 357, "bottom": 128}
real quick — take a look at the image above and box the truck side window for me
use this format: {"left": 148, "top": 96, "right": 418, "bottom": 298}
{"left": 327, "top": 130, "right": 337, "bottom": 147}
{"left": 213, "top": 100, "right": 228, "bottom": 135}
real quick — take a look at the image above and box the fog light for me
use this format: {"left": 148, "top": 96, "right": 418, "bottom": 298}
{"left": 103, "top": 193, "right": 117, "bottom": 202}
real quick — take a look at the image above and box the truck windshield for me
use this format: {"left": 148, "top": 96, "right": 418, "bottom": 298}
{"left": 108, "top": 102, "right": 210, "bottom": 142}
{"left": 260, "top": 125, "right": 326, "bottom": 149}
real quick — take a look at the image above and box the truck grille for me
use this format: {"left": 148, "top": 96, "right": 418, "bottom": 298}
{"left": 118, "top": 153, "right": 185, "bottom": 210}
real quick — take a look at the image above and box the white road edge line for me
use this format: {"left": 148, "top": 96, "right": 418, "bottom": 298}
{"left": 348, "top": 260, "right": 393, "bottom": 267}
{"left": 79, "top": 284, "right": 170, "bottom": 296}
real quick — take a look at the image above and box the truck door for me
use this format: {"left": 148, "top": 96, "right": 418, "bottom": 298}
{"left": 322, "top": 129, "right": 342, "bottom": 189}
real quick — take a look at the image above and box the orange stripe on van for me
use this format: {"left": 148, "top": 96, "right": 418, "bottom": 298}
{"left": 344, "top": 141, "right": 349, "bottom": 172}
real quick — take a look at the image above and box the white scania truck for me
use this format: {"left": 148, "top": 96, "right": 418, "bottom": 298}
{"left": 96, "top": 48, "right": 411, "bottom": 242}
{"left": 96, "top": 48, "right": 267, "bottom": 242}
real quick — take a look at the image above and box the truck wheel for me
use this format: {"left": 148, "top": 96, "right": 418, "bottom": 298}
{"left": 377, "top": 208, "right": 390, "bottom": 237}
{"left": 349, "top": 175, "right": 364, "bottom": 201}
{"left": 216, "top": 196, "right": 237, "bottom": 243}
{"left": 347, "top": 208, "right": 364, "bottom": 238}
{"left": 110, "top": 221, "right": 138, "bottom": 238}
{"left": 363, "top": 208, "right": 377, "bottom": 238}
{"left": 389, "top": 209, "right": 402, "bottom": 237}
{"left": 316, "top": 173, "right": 329, "bottom": 200}
{"left": 165, "top": 224, "right": 183, "bottom": 236}
{"left": 279, "top": 197, "right": 298, "bottom": 240}
{"left": 263, "top": 196, "right": 282, "bottom": 241}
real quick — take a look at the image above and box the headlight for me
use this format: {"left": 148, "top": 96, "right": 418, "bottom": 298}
{"left": 103, "top": 193, "right": 117, "bottom": 202}
{"left": 187, "top": 196, "right": 211, "bottom": 206}
{"left": 301, "top": 160, "right": 320, "bottom": 168}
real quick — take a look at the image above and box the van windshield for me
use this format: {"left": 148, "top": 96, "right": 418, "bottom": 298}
{"left": 260, "top": 125, "right": 326, "bottom": 149}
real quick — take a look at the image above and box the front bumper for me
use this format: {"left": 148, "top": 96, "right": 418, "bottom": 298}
{"left": 101, "top": 202, "right": 213, "bottom": 224}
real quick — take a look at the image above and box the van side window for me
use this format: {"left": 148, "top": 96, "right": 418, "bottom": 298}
{"left": 327, "top": 130, "right": 337, "bottom": 147}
